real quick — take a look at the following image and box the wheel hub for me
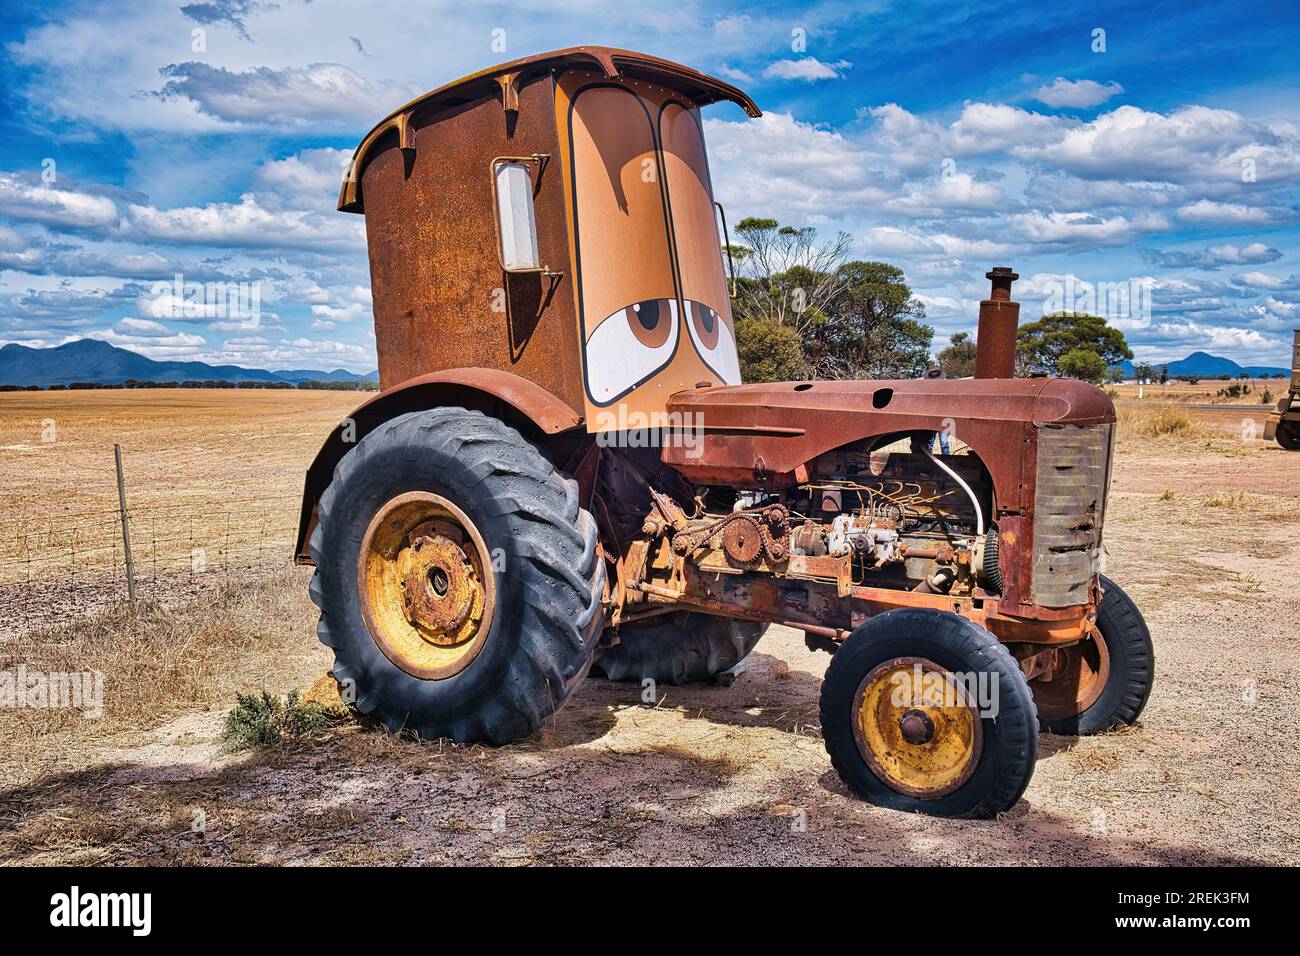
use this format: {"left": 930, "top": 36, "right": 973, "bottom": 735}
{"left": 359, "top": 493, "right": 496, "bottom": 680}
{"left": 852, "top": 656, "right": 983, "bottom": 798}
{"left": 396, "top": 523, "right": 483, "bottom": 644}
{"left": 898, "top": 708, "right": 935, "bottom": 745}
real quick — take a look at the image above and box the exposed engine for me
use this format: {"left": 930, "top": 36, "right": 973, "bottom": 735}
{"left": 639, "top": 439, "right": 1002, "bottom": 599}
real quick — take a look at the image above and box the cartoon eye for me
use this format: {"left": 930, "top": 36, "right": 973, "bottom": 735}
{"left": 684, "top": 300, "right": 740, "bottom": 385}
{"left": 584, "top": 298, "right": 679, "bottom": 404}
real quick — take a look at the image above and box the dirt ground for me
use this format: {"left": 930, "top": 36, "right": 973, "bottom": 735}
{"left": 1, "top": 390, "right": 1297, "bottom": 865}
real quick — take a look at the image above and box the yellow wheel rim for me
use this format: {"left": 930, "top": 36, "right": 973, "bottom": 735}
{"left": 358, "top": 492, "right": 496, "bottom": 680}
{"left": 852, "top": 656, "right": 983, "bottom": 798}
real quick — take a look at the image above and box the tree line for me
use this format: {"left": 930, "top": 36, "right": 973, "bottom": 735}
{"left": 727, "top": 216, "right": 1202, "bottom": 387}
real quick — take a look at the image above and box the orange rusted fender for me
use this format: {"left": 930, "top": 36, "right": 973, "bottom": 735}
{"left": 293, "top": 368, "right": 583, "bottom": 563}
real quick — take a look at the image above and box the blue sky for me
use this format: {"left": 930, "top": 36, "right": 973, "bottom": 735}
{"left": 1, "top": 0, "right": 1298, "bottom": 372}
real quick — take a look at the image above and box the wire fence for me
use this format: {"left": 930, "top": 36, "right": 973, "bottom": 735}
{"left": 1, "top": 493, "right": 302, "bottom": 632}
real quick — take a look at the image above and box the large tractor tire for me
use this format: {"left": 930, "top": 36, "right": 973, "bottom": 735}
{"left": 308, "top": 407, "right": 605, "bottom": 744}
{"left": 1034, "top": 575, "right": 1154, "bottom": 736}
{"left": 1277, "top": 419, "right": 1300, "bottom": 450}
{"left": 820, "top": 608, "right": 1038, "bottom": 819}
{"left": 592, "top": 614, "right": 766, "bottom": 684}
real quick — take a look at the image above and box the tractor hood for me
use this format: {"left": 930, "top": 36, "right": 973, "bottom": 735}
{"left": 662, "top": 376, "right": 1115, "bottom": 513}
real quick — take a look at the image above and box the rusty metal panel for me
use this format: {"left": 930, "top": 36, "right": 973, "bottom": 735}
{"left": 1030, "top": 422, "right": 1112, "bottom": 608}
{"left": 340, "top": 46, "right": 761, "bottom": 211}
{"left": 359, "top": 75, "right": 585, "bottom": 412}
{"left": 1291, "top": 330, "right": 1300, "bottom": 390}
{"left": 663, "top": 376, "right": 1115, "bottom": 515}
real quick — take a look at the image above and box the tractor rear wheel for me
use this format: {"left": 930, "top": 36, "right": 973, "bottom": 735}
{"left": 820, "top": 608, "right": 1038, "bottom": 818}
{"left": 1035, "top": 575, "right": 1153, "bottom": 735}
{"left": 592, "top": 614, "right": 766, "bottom": 683}
{"left": 1277, "top": 419, "right": 1300, "bottom": 450}
{"left": 308, "top": 407, "right": 605, "bottom": 744}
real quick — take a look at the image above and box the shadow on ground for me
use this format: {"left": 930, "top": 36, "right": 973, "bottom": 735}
{"left": 0, "top": 659, "right": 1258, "bottom": 866}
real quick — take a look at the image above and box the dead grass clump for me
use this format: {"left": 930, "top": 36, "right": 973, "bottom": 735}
{"left": 1203, "top": 490, "right": 1250, "bottom": 509}
{"left": 1119, "top": 407, "right": 1212, "bottom": 440}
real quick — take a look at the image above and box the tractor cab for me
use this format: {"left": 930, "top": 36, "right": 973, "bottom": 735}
{"left": 337, "top": 46, "right": 754, "bottom": 431}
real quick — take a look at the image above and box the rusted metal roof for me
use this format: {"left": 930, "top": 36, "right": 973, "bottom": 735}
{"left": 338, "top": 46, "right": 761, "bottom": 212}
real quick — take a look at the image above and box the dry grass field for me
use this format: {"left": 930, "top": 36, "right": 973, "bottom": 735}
{"left": 1, "top": 388, "right": 1297, "bottom": 866}
{"left": 1110, "top": 377, "right": 1286, "bottom": 407}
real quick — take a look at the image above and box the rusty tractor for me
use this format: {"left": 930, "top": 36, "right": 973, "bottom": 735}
{"left": 1264, "top": 330, "right": 1300, "bottom": 450}
{"left": 295, "top": 47, "right": 1154, "bottom": 818}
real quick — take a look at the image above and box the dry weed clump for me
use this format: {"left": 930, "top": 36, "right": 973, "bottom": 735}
{"left": 1202, "top": 490, "right": 1251, "bottom": 509}
{"left": 1118, "top": 407, "right": 1212, "bottom": 440}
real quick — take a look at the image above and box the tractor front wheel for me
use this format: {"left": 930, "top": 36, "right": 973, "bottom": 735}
{"left": 1277, "top": 419, "right": 1300, "bottom": 450}
{"left": 308, "top": 407, "right": 605, "bottom": 744}
{"left": 820, "top": 608, "right": 1038, "bottom": 818}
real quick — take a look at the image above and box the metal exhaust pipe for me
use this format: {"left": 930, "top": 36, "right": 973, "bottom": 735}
{"left": 975, "top": 266, "right": 1020, "bottom": 379}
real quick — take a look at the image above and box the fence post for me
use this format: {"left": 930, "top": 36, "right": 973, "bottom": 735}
{"left": 114, "top": 443, "right": 137, "bottom": 608}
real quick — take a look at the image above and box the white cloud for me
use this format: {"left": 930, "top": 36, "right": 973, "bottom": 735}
{"left": 122, "top": 194, "right": 364, "bottom": 252}
{"left": 0, "top": 173, "right": 119, "bottom": 229}
{"left": 310, "top": 302, "right": 367, "bottom": 323}
{"left": 1259, "top": 295, "right": 1300, "bottom": 320}
{"left": 762, "top": 58, "right": 852, "bottom": 82}
{"left": 706, "top": 112, "right": 894, "bottom": 218}
{"left": 1176, "top": 199, "right": 1286, "bottom": 225}
{"left": 949, "top": 102, "right": 1070, "bottom": 153}
{"left": 1035, "top": 105, "right": 1300, "bottom": 185}
{"left": 212, "top": 334, "right": 373, "bottom": 370}
{"left": 714, "top": 64, "right": 754, "bottom": 84}
{"left": 1143, "top": 242, "right": 1283, "bottom": 269}
{"left": 87, "top": 321, "right": 209, "bottom": 358}
{"left": 858, "top": 226, "right": 1013, "bottom": 260}
{"left": 115, "top": 317, "right": 170, "bottom": 335}
{"left": 155, "top": 61, "right": 424, "bottom": 128}
{"left": 1232, "top": 271, "right": 1300, "bottom": 291}
{"left": 254, "top": 148, "right": 353, "bottom": 209}
{"left": 1006, "top": 210, "right": 1170, "bottom": 247}
{"left": 883, "top": 173, "right": 1007, "bottom": 218}
{"left": 1032, "top": 77, "right": 1125, "bottom": 109}
{"left": 712, "top": 14, "right": 752, "bottom": 37}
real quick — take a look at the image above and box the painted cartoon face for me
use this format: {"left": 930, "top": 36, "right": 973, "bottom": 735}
{"left": 562, "top": 75, "right": 740, "bottom": 422}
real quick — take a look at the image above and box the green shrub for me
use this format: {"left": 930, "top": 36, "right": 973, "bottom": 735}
{"left": 222, "top": 690, "right": 340, "bottom": 751}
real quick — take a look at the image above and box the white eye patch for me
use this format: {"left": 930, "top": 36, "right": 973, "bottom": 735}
{"left": 584, "top": 298, "right": 679, "bottom": 405}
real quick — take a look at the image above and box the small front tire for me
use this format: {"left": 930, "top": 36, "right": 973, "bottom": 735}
{"left": 820, "top": 608, "right": 1038, "bottom": 819}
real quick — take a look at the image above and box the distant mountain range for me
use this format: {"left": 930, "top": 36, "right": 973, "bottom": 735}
{"left": 1115, "top": 350, "right": 1290, "bottom": 378}
{"left": 0, "top": 339, "right": 379, "bottom": 387}
{"left": 1, "top": 337, "right": 1288, "bottom": 388}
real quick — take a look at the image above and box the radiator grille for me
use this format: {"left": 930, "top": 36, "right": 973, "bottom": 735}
{"left": 1031, "top": 423, "right": 1113, "bottom": 608}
